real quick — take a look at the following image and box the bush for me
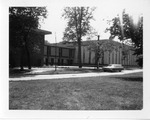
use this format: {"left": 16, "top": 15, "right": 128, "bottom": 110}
{"left": 136, "top": 55, "right": 143, "bottom": 67}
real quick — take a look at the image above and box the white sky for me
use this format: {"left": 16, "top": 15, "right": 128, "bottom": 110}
{"left": 39, "top": 0, "right": 145, "bottom": 43}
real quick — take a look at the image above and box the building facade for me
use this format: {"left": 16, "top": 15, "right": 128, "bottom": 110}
{"left": 44, "top": 45, "right": 75, "bottom": 66}
{"left": 74, "top": 40, "right": 138, "bottom": 66}
{"left": 44, "top": 40, "right": 138, "bottom": 66}
{"left": 9, "top": 27, "right": 138, "bottom": 68}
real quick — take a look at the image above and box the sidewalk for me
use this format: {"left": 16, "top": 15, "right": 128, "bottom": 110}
{"left": 9, "top": 69, "right": 143, "bottom": 81}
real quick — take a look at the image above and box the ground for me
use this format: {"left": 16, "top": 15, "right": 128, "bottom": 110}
{"left": 9, "top": 71, "right": 143, "bottom": 110}
{"left": 9, "top": 66, "right": 140, "bottom": 77}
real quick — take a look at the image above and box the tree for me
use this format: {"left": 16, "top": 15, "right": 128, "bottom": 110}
{"left": 106, "top": 9, "right": 143, "bottom": 67}
{"left": 62, "top": 7, "right": 96, "bottom": 68}
{"left": 9, "top": 7, "right": 47, "bottom": 70}
{"left": 88, "top": 39, "right": 118, "bottom": 69}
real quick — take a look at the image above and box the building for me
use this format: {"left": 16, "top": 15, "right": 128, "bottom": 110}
{"left": 44, "top": 40, "right": 138, "bottom": 66}
{"left": 9, "top": 28, "right": 138, "bottom": 68}
{"left": 44, "top": 42, "right": 75, "bottom": 66}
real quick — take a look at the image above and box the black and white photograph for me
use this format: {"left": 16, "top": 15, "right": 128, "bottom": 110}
{"left": 0, "top": 0, "right": 150, "bottom": 119}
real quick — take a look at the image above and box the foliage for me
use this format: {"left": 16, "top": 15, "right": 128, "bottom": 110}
{"left": 136, "top": 55, "right": 143, "bottom": 67}
{"left": 62, "top": 7, "right": 96, "bottom": 42}
{"left": 9, "top": 7, "right": 47, "bottom": 47}
{"left": 106, "top": 9, "right": 143, "bottom": 66}
{"left": 9, "top": 7, "right": 48, "bottom": 69}
{"left": 88, "top": 40, "right": 118, "bottom": 58}
{"left": 88, "top": 40, "right": 119, "bottom": 69}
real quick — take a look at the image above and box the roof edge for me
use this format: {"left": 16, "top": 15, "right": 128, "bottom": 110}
{"left": 32, "top": 29, "right": 52, "bottom": 35}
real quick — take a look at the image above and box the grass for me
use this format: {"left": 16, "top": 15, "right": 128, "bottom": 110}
{"left": 9, "top": 72, "right": 143, "bottom": 110}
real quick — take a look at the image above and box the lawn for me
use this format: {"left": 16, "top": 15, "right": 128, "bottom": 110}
{"left": 9, "top": 72, "right": 143, "bottom": 110}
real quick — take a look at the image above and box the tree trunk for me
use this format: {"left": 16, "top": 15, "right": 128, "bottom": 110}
{"left": 97, "top": 57, "right": 100, "bottom": 70}
{"left": 102, "top": 51, "right": 104, "bottom": 65}
{"left": 77, "top": 7, "right": 83, "bottom": 69}
{"left": 78, "top": 37, "right": 82, "bottom": 68}
{"left": 109, "top": 51, "right": 111, "bottom": 64}
{"left": 24, "top": 34, "right": 31, "bottom": 70}
{"left": 25, "top": 44, "right": 31, "bottom": 69}
{"left": 89, "top": 49, "right": 91, "bottom": 64}
{"left": 95, "top": 52, "right": 99, "bottom": 70}
{"left": 20, "top": 47, "right": 24, "bottom": 71}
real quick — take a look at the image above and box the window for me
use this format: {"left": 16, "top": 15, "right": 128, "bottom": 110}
{"left": 62, "top": 48, "right": 69, "bottom": 57}
{"left": 51, "top": 47, "right": 59, "bottom": 56}
{"left": 69, "top": 49, "right": 74, "bottom": 58}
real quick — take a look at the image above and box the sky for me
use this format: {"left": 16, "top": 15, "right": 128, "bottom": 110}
{"left": 39, "top": 0, "right": 146, "bottom": 43}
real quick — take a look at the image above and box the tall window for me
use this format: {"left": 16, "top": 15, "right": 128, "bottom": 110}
{"left": 51, "top": 46, "right": 59, "bottom": 56}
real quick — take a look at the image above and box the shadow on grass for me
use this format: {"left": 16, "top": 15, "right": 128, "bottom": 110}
{"left": 111, "top": 71, "right": 143, "bottom": 82}
{"left": 121, "top": 104, "right": 143, "bottom": 110}
{"left": 9, "top": 68, "right": 32, "bottom": 73}
{"left": 112, "top": 77, "right": 143, "bottom": 82}
{"left": 9, "top": 68, "right": 35, "bottom": 78}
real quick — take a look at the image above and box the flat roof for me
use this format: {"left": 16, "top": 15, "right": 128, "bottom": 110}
{"left": 32, "top": 29, "right": 52, "bottom": 35}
